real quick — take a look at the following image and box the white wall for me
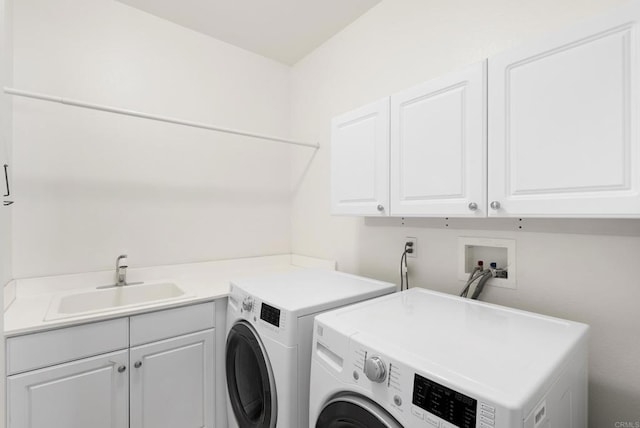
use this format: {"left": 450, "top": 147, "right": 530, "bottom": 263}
{"left": 291, "top": 0, "right": 640, "bottom": 426}
{"left": 0, "top": 0, "right": 11, "bottom": 287}
{"left": 11, "top": 0, "right": 294, "bottom": 278}
{"left": 0, "top": 0, "right": 10, "bottom": 424}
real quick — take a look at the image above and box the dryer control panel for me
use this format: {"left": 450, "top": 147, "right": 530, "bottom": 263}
{"left": 229, "top": 285, "right": 294, "bottom": 346}
{"left": 260, "top": 303, "right": 281, "bottom": 327}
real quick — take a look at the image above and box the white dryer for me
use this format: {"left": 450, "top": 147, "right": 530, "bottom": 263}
{"left": 225, "top": 269, "right": 396, "bottom": 428}
{"left": 310, "top": 288, "right": 589, "bottom": 428}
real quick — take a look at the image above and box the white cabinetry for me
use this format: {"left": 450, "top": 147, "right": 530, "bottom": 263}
{"left": 6, "top": 302, "right": 216, "bottom": 428}
{"left": 130, "top": 330, "right": 214, "bottom": 428}
{"left": 8, "top": 350, "right": 129, "bottom": 428}
{"left": 332, "top": 1, "right": 640, "bottom": 218}
{"left": 331, "top": 98, "right": 390, "bottom": 216}
{"left": 488, "top": 1, "right": 640, "bottom": 217}
{"left": 331, "top": 63, "right": 486, "bottom": 218}
{"left": 390, "top": 62, "right": 486, "bottom": 216}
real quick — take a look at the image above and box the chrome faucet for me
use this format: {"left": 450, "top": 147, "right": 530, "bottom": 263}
{"left": 115, "top": 254, "right": 128, "bottom": 286}
{"left": 96, "top": 254, "right": 142, "bottom": 289}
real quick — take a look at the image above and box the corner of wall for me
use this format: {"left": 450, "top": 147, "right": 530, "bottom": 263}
{"left": 0, "top": 0, "right": 12, "bottom": 425}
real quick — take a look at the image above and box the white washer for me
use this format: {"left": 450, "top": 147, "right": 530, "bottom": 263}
{"left": 225, "top": 269, "right": 396, "bottom": 428}
{"left": 310, "top": 288, "right": 589, "bottom": 428}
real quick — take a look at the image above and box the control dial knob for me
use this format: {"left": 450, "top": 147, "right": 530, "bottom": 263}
{"left": 364, "top": 356, "right": 387, "bottom": 383}
{"left": 242, "top": 296, "right": 254, "bottom": 312}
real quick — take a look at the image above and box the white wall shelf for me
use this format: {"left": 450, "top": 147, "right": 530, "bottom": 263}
{"left": 4, "top": 87, "right": 320, "bottom": 150}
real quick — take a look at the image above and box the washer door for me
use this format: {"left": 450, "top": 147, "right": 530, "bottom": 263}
{"left": 226, "top": 321, "right": 277, "bottom": 428}
{"left": 316, "top": 394, "right": 403, "bottom": 428}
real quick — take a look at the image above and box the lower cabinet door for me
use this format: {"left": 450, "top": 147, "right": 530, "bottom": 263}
{"left": 7, "top": 350, "right": 129, "bottom": 428}
{"left": 129, "top": 329, "right": 215, "bottom": 428}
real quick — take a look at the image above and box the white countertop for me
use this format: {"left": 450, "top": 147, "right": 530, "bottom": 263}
{"left": 4, "top": 254, "right": 334, "bottom": 336}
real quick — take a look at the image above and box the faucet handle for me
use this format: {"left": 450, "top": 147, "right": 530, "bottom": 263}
{"left": 115, "top": 255, "right": 129, "bottom": 286}
{"left": 116, "top": 254, "right": 128, "bottom": 268}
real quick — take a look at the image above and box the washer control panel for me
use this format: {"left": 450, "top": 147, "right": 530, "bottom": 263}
{"left": 347, "top": 339, "right": 493, "bottom": 428}
{"left": 412, "top": 374, "right": 477, "bottom": 428}
{"left": 364, "top": 356, "right": 387, "bottom": 383}
{"left": 350, "top": 342, "right": 405, "bottom": 415}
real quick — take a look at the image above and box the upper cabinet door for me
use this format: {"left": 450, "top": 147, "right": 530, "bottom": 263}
{"left": 390, "top": 62, "right": 487, "bottom": 217}
{"left": 331, "top": 98, "right": 390, "bottom": 216}
{"left": 488, "top": 2, "right": 640, "bottom": 217}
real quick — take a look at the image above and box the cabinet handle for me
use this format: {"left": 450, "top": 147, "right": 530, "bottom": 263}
{"left": 490, "top": 201, "right": 501, "bottom": 210}
{"left": 468, "top": 202, "right": 478, "bottom": 211}
{"left": 134, "top": 361, "right": 142, "bottom": 369}
{"left": 2, "top": 164, "right": 12, "bottom": 206}
{"left": 117, "top": 365, "right": 127, "bottom": 373}
{"left": 376, "top": 204, "right": 384, "bottom": 212}
{"left": 3, "top": 164, "right": 13, "bottom": 205}
{"left": 3, "top": 164, "right": 9, "bottom": 197}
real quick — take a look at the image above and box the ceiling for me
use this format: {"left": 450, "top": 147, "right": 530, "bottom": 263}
{"left": 116, "top": 0, "right": 382, "bottom": 65}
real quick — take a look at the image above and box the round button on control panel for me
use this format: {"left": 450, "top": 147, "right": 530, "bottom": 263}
{"left": 241, "top": 296, "right": 254, "bottom": 312}
{"left": 364, "top": 356, "right": 387, "bottom": 383}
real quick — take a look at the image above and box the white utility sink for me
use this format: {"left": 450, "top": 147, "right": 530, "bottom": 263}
{"left": 45, "top": 282, "right": 192, "bottom": 321}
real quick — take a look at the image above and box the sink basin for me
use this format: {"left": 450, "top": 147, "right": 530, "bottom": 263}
{"left": 45, "top": 282, "right": 192, "bottom": 321}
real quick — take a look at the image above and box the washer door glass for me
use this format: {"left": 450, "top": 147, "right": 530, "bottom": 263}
{"left": 316, "top": 395, "right": 402, "bottom": 428}
{"left": 226, "top": 321, "right": 276, "bottom": 428}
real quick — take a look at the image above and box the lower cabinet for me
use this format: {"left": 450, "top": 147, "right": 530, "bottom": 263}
{"left": 8, "top": 350, "right": 129, "bottom": 428}
{"left": 130, "top": 330, "right": 215, "bottom": 428}
{"left": 6, "top": 302, "right": 216, "bottom": 428}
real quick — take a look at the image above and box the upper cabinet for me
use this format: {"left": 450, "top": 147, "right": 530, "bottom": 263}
{"left": 390, "top": 62, "right": 486, "bottom": 217}
{"left": 332, "top": 1, "right": 640, "bottom": 218}
{"left": 331, "top": 98, "right": 390, "bottom": 216}
{"left": 488, "top": 1, "right": 640, "bottom": 217}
